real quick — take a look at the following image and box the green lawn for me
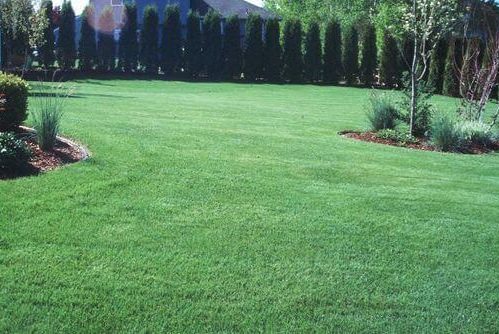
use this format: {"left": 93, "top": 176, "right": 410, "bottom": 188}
{"left": 1, "top": 80, "right": 498, "bottom": 332}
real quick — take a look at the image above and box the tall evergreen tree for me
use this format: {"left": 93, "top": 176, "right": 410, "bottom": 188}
{"left": 379, "top": 31, "right": 399, "bottom": 87}
{"left": 160, "top": 4, "right": 182, "bottom": 75}
{"left": 304, "top": 21, "right": 322, "bottom": 82}
{"left": 202, "top": 9, "right": 222, "bottom": 79}
{"left": 185, "top": 10, "right": 202, "bottom": 77}
{"left": 428, "top": 38, "right": 448, "bottom": 94}
{"left": 97, "top": 6, "right": 115, "bottom": 71}
{"left": 443, "top": 38, "right": 460, "bottom": 97}
{"left": 243, "top": 13, "right": 264, "bottom": 81}
{"left": 282, "top": 19, "right": 303, "bottom": 82}
{"left": 323, "top": 20, "right": 342, "bottom": 84}
{"left": 360, "top": 24, "right": 377, "bottom": 86}
{"left": 223, "top": 15, "right": 242, "bottom": 80}
{"left": 263, "top": 17, "right": 281, "bottom": 82}
{"left": 342, "top": 25, "right": 359, "bottom": 85}
{"left": 56, "top": 1, "right": 76, "bottom": 70}
{"left": 118, "top": 2, "right": 139, "bottom": 72}
{"left": 39, "top": 0, "right": 55, "bottom": 68}
{"left": 140, "top": 5, "right": 159, "bottom": 73}
{"left": 78, "top": 5, "right": 97, "bottom": 71}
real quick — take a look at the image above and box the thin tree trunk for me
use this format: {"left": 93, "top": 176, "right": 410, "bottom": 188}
{"left": 410, "top": 38, "right": 418, "bottom": 136}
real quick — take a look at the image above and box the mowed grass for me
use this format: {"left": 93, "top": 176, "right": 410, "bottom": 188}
{"left": 1, "top": 80, "right": 498, "bottom": 332}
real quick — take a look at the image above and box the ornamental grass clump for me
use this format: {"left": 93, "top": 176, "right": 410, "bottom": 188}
{"left": 367, "top": 93, "right": 399, "bottom": 131}
{"left": 32, "top": 81, "right": 72, "bottom": 151}
{"left": 430, "top": 113, "right": 461, "bottom": 152}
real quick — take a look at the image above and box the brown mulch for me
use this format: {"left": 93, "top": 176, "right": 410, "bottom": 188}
{"left": 1, "top": 130, "right": 85, "bottom": 180}
{"left": 340, "top": 130, "right": 499, "bottom": 154}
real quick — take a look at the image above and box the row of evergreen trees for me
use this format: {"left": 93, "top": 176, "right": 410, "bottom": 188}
{"left": 45, "top": 1, "right": 461, "bottom": 92}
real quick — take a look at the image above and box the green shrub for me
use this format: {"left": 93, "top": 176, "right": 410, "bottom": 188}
{"left": 56, "top": 1, "right": 76, "bottom": 70}
{"left": 223, "top": 15, "right": 242, "bottom": 80}
{"left": 263, "top": 18, "right": 281, "bottom": 82}
{"left": 97, "top": 7, "right": 115, "bottom": 72}
{"left": 0, "top": 73, "right": 30, "bottom": 131}
{"left": 39, "top": 0, "right": 56, "bottom": 68}
{"left": 399, "top": 75, "right": 434, "bottom": 137}
{"left": 244, "top": 13, "right": 264, "bottom": 81}
{"left": 31, "top": 82, "right": 69, "bottom": 151}
{"left": 431, "top": 113, "right": 461, "bottom": 151}
{"left": 203, "top": 9, "right": 223, "bottom": 79}
{"left": 379, "top": 31, "right": 399, "bottom": 88}
{"left": 160, "top": 4, "right": 182, "bottom": 75}
{"left": 457, "top": 121, "right": 495, "bottom": 147}
{"left": 304, "top": 21, "right": 322, "bottom": 82}
{"left": 79, "top": 5, "right": 98, "bottom": 71}
{"left": 0, "top": 132, "right": 31, "bottom": 171}
{"left": 185, "top": 10, "right": 203, "bottom": 78}
{"left": 118, "top": 2, "right": 139, "bottom": 72}
{"left": 376, "top": 128, "right": 417, "bottom": 144}
{"left": 360, "top": 24, "right": 377, "bottom": 86}
{"left": 367, "top": 93, "right": 399, "bottom": 131}
{"left": 323, "top": 20, "right": 342, "bottom": 84}
{"left": 343, "top": 25, "right": 359, "bottom": 85}
{"left": 140, "top": 5, "right": 160, "bottom": 74}
{"left": 282, "top": 19, "right": 303, "bottom": 82}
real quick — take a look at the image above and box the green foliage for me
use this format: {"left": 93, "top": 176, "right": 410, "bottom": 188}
{"left": 185, "top": 10, "right": 203, "bottom": 78}
{"left": 399, "top": 75, "right": 434, "bottom": 137}
{"left": 97, "top": 7, "right": 115, "bottom": 72}
{"left": 78, "top": 5, "right": 97, "bottom": 71}
{"left": 39, "top": 0, "right": 55, "bottom": 68}
{"left": 367, "top": 92, "right": 399, "bottom": 131}
{"left": 223, "top": 15, "right": 242, "bottom": 80}
{"left": 0, "top": 132, "right": 31, "bottom": 171}
{"left": 140, "top": 5, "right": 159, "bottom": 73}
{"left": 161, "top": 4, "right": 182, "bottom": 75}
{"left": 203, "top": 9, "right": 223, "bottom": 79}
{"left": 427, "top": 39, "right": 447, "bottom": 94}
{"left": 323, "top": 20, "right": 342, "bottom": 84}
{"left": 31, "top": 81, "right": 69, "bottom": 151}
{"left": 431, "top": 113, "right": 461, "bottom": 151}
{"left": 304, "top": 21, "right": 322, "bottom": 82}
{"left": 379, "top": 31, "right": 399, "bottom": 87}
{"left": 442, "top": 38, "right": 460, "bottom": 97}
{"left": 0, "top": 0, "right": 34, "bottom": 67}
{"left": 376, "top": 128, "right": 418, "bottom": 144}
{"left": 0, "top": 73, "right": 29, "bottom": 131}
{"left": 56, "top": 1, "right": 76, "bottom": 70}
{"left": 457, "top": 120, "right": 495, "bottom": 148}
{"left": 244, "top": 13, "right": 264, "bottom": 81}
{"left": 263, "top": 18, "right": 281, "bottom": 82}
{"left": 118, "top": 2, "right": 139, "bottom": 72}
{"left": 343, "top": 25, "right": 359, "bottom": 85}
{"left": 282, "top": 19, "right": 303, "bottom": 83}
{"left": 360, "top": 24, "right": 377, "bottom": 86}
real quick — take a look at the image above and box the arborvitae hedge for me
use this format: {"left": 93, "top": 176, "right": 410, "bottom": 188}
{"left": 56, "top": 1, "right": 76, "bottom": 70}
{"left": 360, "top": 24, "right": 377, "bottom": 86}
{"left": 263, "top": 18, "right": 281, "bottom": 82}
{"left": 161, "top": 4, "right": 182, "bottom": 75}
{"left": 185, "top": 10, "right": 202, "bottom": 78}
{"left": 118, "top": 2, "right": 139, "bottom": 72}
{"left": 244, "top": 13, "right": 264, "bottom": 81}
{"left": 343, "top": 25, "right": 359, "bottom": 85}
{"left": 282, "top": 19, "right": 303, "bottom": 82}
{"left": 203, "top": 9, "right": 223, "bottom": 79}
{"left": 379, "top": 31, "right": 399, "bottom": 87}
{"left": 97, "top": 7, "right": 115, "bottom": 71}
{"left": 323, "top": 20, "right": 342, "bottom": 84}
{"left": 140, "top": 5, "right": 159, "bottom": 73}
{"left": 443, "top": 38, "right": 459, "bottom": 97}
{"left": 78, "top": 5, "right": 97, "bottom": 71}
{"left": 428, "top": 39, "right": 447, "bottom": 94}
{"left": 304, "top": 21, "right": 322, "bottom": 82}
{"left": 223, "top": 15, "right": 242, "bottom": 80}
{"left": 39, "top": 0, "right": 55, "bottom": 68}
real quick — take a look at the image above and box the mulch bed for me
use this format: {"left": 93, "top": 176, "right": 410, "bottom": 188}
{"left": 0, "top": 129, "right": 86, "bottom": 180}
{"left": 340, "top": 130, "right": 499, "bottom": 154}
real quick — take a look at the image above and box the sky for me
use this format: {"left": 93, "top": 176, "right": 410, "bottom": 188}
{"left": 52, "top": 0, "right": 264, "bottom": 15}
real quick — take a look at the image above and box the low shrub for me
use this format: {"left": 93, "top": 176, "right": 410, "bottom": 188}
{"left": 457, "top": 121, "right": 495, "bottom": 147}
{"left": 431, "top": 113, "right": 461, "bottom": 151}
{"left": 0, "top": 73, "right": 30, "bottom": 131}
{"left": 376, "top": 128, "right": 418, "bottom": 144}
{"left": 0, "top": 132, "right": 32, "bottom": 171}
{"left": 367, "top": 93, "right": 399, "bottom": 131}
{"left": 399, "top": 75, "right": 434, "bottom": 137}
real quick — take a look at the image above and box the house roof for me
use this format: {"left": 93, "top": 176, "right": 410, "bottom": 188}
{"left": 198, "top": 0, "right": 274, "bottom": 19}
